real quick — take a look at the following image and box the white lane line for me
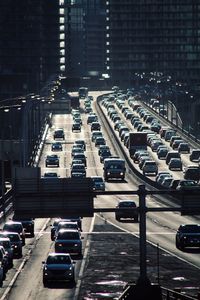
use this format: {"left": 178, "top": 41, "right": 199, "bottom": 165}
{"left": 0, "top": 218, "right": 50, "bottom": 300}
{"left": 74, "top": 215, "right": 96, "bottom": 300}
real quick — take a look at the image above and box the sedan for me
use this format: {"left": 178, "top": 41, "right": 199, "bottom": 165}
{"left": 51, "top": 142, "right": 62, "bottom": 151}
{"left": 55, "top": 229, "right": 83, "bottom": 256}
{"left": 178, "top": 142, "right": 190, "bottom": 153}
{"left": 45, "top": 155, "right": 59, "bottom": 167}
{"left": 42, "top": 253, "right": 75, "bottom": 286}
{"left": 115, "top": 200, "right": 138, "bottom": 222}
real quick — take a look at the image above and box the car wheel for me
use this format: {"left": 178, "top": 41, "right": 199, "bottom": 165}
{"left": 43, "top": 279, "right": 48, "bottom": 287}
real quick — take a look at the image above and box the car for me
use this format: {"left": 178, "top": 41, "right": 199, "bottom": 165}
{"left": 53, "top": 129, "right": 65, "bottom": 140}
{"left": 157, "top": 147, "right": 169, "bottom": 159}
{"left": 176, "top": 224, "right": 200, "bottom": 250}
{"left": 169, "top": 179, "right": 180, "bottom": 190}
{"left": 0, "top": 246, "right": 9, "bottom": 275}
{"left": 74, "top": 139, "right": 86, "bottom": 151}
{"left": 12, "top": 215, "right": 35, "bottom": 237}
{"left": 91, "top": 131, "right": 103, "bottom": 142}
{"left": 183, "top": 166, "right": 200, "bottom": 182}
{"left": 45, "top": 154, "right": 59, "bottom": 167}
{"left": 161, "top": 177, "right": 174, "bottom": 188}
{"left": 157, "top": 173, "right": 173, "bottom": 185}
{"left": 189, "top": 149, "right": 200, "bottom": 162}
{"left": 87, "top": 114, "right": 98, "bottom": 124}
{"left": 42, "top": 253, "right": 75, "bottom": 286}
{"left": 71, "top": 164, "right": 86, "bottom": 178}
{"left": 95, "top": 137, "right": 106, "bottom": 147}
{"left": 169, "top": 135, "right": 182, "bottom": 147}
{"left": 172, "top": 139, "right": 184, "bottom": 150}
{"left": 51, "top": 142, "right": 62, "bottom": 151}
{"left": 164, "top": 130, "right": 176, "bottom": 142}
{"left": 72, "top": 123, "right": 81, "bottom": 132}
{"left": 70, "top": 159, "right": 83, "bottom": 168}
{"left": 73, "top": 153, "right": 87, "bottom": 167}
{"left": 91, "top": 122, "right": 101, "bottom": 131}
{"left": 165, "top": 151, "right": 181, "bottom": 165}
{"left": 43, "top": 172, "right": 58, "bottom": 178}
{"left": 156, "top": 171, "right": 172, "bottom": 183}
{"left": 50, "top": 218, "right": 62, "bottom": 241}
{"left": 98, "top": 145, "right": 110, "bottom": 156}
{"left": 3, "top": 221, "right": 26, "bottom": 246}
{"left": 71, "top": 147, "right": 84, "bottom": 157}
{"left": 115, "top": 200, "right": 138, "bottom": 222}
{"left": 176, "top": 180, "right": 198, "bottom": 191}
{"left": 55, "top": 229, "right": 83, "bottom": 256}
{"left": 54, "top": 221, "right": 80, "bottom": 240}
{"left": 168, "top": 158, "right": 182, "bottom": 171}
{"left": 73, "top": 117, "right": 82, "bottom": 125}
{"left": 0, "top": 232, "right": 22, "bottom": 258}
{"left": 178, "top": 142, "right": 190, "bottom": 153}
{"left": 0, "top": 238, "right": 13, "bottom": 268}
{"left": 91, "top": 176, "right": 105, "bottom": 191}
{"left": 142, "top": 160, "right": 158, "bottom": 176}
{"left": 100, "top": 149, "right": 112, "bottom": 163}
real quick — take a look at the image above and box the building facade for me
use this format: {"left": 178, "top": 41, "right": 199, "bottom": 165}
{"left": 0, "top": 0, "right": 60, "bottom": 101}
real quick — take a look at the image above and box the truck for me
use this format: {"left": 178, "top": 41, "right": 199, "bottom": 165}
{"left": 128, "top": 132, "right": 147, "bottom": 158}
{"left": 103, "top": 157, "right": 126, "bottom": 181}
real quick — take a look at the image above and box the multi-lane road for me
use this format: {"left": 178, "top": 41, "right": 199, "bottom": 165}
{"left": 0, "top": 91, "right": 199, "bottom": 300}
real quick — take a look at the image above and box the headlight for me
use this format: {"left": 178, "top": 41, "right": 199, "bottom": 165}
{"left": 74, "top": 243, "right": 78, "bottom": 247}
{"left": 120, "top": 172, "right": 124, "bottom": 175}
{"left": 107, "top": 172, "right": 110, "bottom": 175}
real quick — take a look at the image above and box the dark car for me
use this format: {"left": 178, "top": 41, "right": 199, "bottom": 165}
{"left": 91, "top": 176, "right": 105, "bottom": 191}
{"left": 73, "top": 153, "right": 87, "bottom": 167}
{"left": 45, "top": 154, "right": 59, "bottom": 167}
{"left": 176, "top": 224, "right": 200, "bottom": 250}
{"left": 91, "top": 122, "right": 101, "bottom": 131}
{"left": 157, "top": 147, "right": 169, "bottom": 159}
{"left": 74, "top": 139, "right": 86, "bottom": 151}
{"left": 189, "top": 149, "right": 200, "bottom": 162}
{"left": 42, "top": 253, "right": 75, "bottom": 286}
{"left": 53, "top": 129, "right": 65, "bottom": 140}
{"left": 51, "top": 142, "right": 62, "bottom": 151}
{"left": 115, "top": 200, "right": 138, "bottom": 222}
{"left": 12, "top": 215, "right": 35, "bottom": 237}
{"left": 184, "top": 166, "right": 200, "bottom": 182}
{"left": 168, "top": 158, "right": 182, "bottom": 171}
{"left": 100, "top": 149, "right": 112, "bottom": 163}
{"left": 95, "top": 137, "right": 106, "bottom": 147}
{"left": 71, "top": 164, "right": 86, "bottom": 178}
{"left": 72, "top": 123, "right": 81, "bottom": 132}
{"left": 178, "top": 142, "right": 190, "bottom": 153}
{"left": 43, "top": 172, "right": 58, "bottom": 178}
{"left": 55, "top": 229, "right": 83, "bottom": 256}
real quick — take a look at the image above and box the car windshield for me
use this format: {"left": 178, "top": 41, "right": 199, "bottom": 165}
{"left": 92, "top": 177, "right": 103, "bottom": 183}
{"left": 4, "top": 233, "right": 20, "bottom": 242}
{"left": 3, "top": 224, "right": 22, "bottom": 233}
{"left": 180, "top": 225, "right": 200, "bottom": 233}
{"left": 0, "top": 241, "right": 10, "bottom": 248}
{"left": 119, "top": 201, "right": 136, "bottom": 207}
{"left": 46, "top": 255, "right": 71, "bottom": 265}
{"left": 57, "top": 231, "right": 80, "bottom": 240}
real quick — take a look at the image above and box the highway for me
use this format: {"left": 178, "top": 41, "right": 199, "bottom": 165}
{"left": 0, "top": 91, "right": 199, "bottom": 299}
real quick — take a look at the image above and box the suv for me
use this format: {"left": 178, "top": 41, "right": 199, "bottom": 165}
{"left": 176, "top": 224, "right": 200, "bottom": 250}
{"left": 115, "top": 200, "right": 138, "bottom": 222}
{"left": 142, "top": 160, "right": 158, "bottom": 176}
{"left": 3, "top": 221, "right": 26, "bottom": 246}
{"left": 42, "top": 253, "right": 75, "bottom": 286}
{"left": 71, "top": 164, "right": 86, "bottom": 178}
{"left": 53, "top": 129, "right": 65, "bottom": 140}
{"left": 55, "top": 229, "right": 83, "bottom": 256}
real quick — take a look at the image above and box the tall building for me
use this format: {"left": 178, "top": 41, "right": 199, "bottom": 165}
{"left": 106, "top": 0, "right": 200, "bottom": 87}
{"left": 63, "top": 0, "right": 106, "bottom": 82}
{"left": 0, "top": 0, "right": 60, "bottom": 100}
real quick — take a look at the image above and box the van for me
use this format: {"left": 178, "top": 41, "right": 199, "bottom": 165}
{"left": 165, "top": 151, "right": 181, "bottom": 165}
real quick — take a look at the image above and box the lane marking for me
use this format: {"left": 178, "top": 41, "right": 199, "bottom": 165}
{"left": 74, "top": 215, "right": 96, "bottom": 300}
